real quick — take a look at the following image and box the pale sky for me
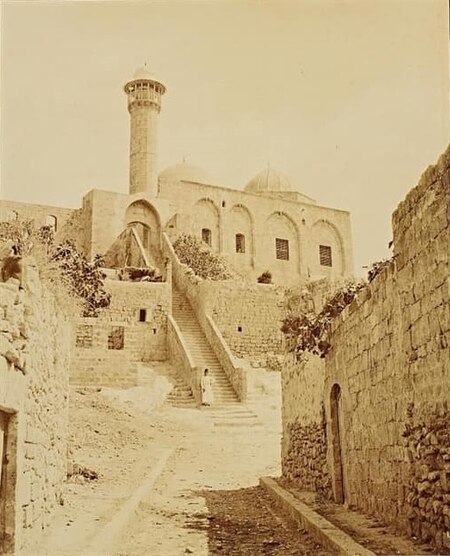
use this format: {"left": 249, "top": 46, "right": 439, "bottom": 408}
{"left": 1, "top": 0, "right": 449, "bottom": 275}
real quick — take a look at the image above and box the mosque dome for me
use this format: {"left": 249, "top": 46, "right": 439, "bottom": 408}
{"left": 159, "top": 161, "right": 213, "bottom": 184}
{"left": 244, "top": 167, "right": 294, "bottom": 194}
{"left": 133, "top": 65, "right": 156, "bottom": 81}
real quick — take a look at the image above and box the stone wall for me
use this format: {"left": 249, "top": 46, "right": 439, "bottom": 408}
{"left": 281, "top": 145, "right": 450, "bottom": 551}
{"left": 281, "top": 354, "right": 330, "bottom": 495}
{"left": 70, "top": 280, "right": 170, "bottom": 387}
{"left": 0, "top": 266, "right": 71, "bottom": 555}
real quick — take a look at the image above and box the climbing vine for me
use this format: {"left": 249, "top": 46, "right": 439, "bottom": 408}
{"left": 281, "top": 281, "right": 365, "bottom": 358}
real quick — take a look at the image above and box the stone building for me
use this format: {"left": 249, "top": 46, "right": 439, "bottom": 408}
{"left": 281, "top": 145, "right": 450, "bottom": 552}
{"left": 0, "top": 65, "right": 354, "bottom": 392}
{"left": 0, "top": 65, "right": 354, "bottom": 287}
{"left": 0, "top": 266, "right": 71, "bottom": 555}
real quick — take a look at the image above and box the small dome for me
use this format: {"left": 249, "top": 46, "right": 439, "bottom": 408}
{"left": 159, "top": 161, "right": 213, "bottom": 184}
{"left": 133, "top": 65, "right": 156, "bottom": 81}
{"left": 244, "top": 167, "right": 294, "bottom": 194}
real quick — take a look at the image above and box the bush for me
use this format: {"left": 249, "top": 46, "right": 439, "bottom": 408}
{"left": 0, "top": 218, "right": 110, "bottom": 317}
{"left": 120, "top": 267, "right": 163, "bottom": 282}
{"left": 257, "top": 271, "right": 272, "bottom": 284}
{"left": 281, "top": 281, "right": 365, "bottom": 358}
{"left": 173, "top": 234, "right": 233, "bottom": 280}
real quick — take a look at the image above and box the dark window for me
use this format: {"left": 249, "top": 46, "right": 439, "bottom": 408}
{"left": 139, "top": 309, "right": 147, "bottom": 322}
{"left": 235, "top": 234, "right": 245, "bottom": 253}
{"left": 221, "top": 201, "right": 226, "bottom": 208}
{"left": 275, "top": 238, "right": 289, "bottom": 261}
{"left": 237, "top": 325, "right": 242, "bottom": 332}
{"left": 319, "top": 245, "right": 333, "bottom": 267}
{"left": 76, "top": 325, "right": 93, "bottom": 348}
{"left": 108, "top": 326, "right": 124, "bottom": 350}
{"left": 202, "top": 228, "right": 212, "bottom": 246}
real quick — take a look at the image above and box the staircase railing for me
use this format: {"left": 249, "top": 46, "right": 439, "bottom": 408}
{"left": 167, "top": 315, "right": 201, "bottom": 404}
{"left": 204, "top": 315, "right": 247, "bottom": 402}
{"left": 162, "top": 233, "right": 247, "bottom": 402}
{"left": 130, "top": 227, "right": 152, "bottom": 267}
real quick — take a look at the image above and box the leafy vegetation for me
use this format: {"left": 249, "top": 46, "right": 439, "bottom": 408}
{"left": 281, "top": 281, "right": 365, "bottom": 359}
{"left": 173, "top": 234, "right": 233, "bottom": 280}
{"left": 257, "top": 271, "right": 272, "bottom": 284}
{"left": 0, "top": 218, "right": 110, "bottom": 317}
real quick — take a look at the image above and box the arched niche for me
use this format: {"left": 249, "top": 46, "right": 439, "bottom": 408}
{"left": 124, "top": 200, "right": 161, "bottom": 252}
{"left": 229, "top": 203, "right": 254, "bottom": 266}
{"left": 264, "top": 211, "right": 300, "bottom": 275}
{"left": 193, "top": 198, "right": 220, "bottom": 251}
{"left": 310, "top": 219, "right": 345, "bottom": 277}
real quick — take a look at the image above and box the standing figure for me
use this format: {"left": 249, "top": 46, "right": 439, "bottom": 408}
{"left": 201, "top": 368, "right": 214, "bottom": 407}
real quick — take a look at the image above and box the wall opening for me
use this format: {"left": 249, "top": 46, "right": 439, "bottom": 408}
{"left": 319, "top": 245, "right": 333, "bottom": 267}
{"left": 237, "top": 325, "right": 242, "bottom": 332}
{"left": 0, "top": 410, "right": 16, "bottom": 555}
{"left": 330, "top": 383, "right": 345, "bottom": 504}
{"left": 139, "top": 309, "right": 147, "bottom": 322}
{"left": 201, "top": 228, "right": 212, "bottom": 247}
{"left": 235, "top": 233, "right": 245, "bottom": 253}
{"left": 108, "top": 326, "right": 124, "bottom": 350}
{"left": 275, "top": 238, "right": 289, "bottom": 260}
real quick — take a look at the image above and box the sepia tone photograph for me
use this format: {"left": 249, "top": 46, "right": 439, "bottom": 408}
{"left": 0, "top": 0, "right": 449, "bottom": 554}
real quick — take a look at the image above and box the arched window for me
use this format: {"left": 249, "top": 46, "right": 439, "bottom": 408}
{"left": 235, "top": 233, "right": 245, "bottom": 253}
{"left": 202, "top": 228, "right": 212, "bottom": 247}
{"left": 46, "top": 215, "right": 57, "bottom": 232}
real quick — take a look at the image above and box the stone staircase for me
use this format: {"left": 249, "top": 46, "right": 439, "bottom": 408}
{"left": 166, "top": 376, "right": 196, "bottom": 408}
{"left": 171, "top": 289, "right": 261, "bottom": 427}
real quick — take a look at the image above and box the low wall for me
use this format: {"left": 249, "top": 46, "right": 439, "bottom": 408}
{"left": 204, "top": 315, "right": 247, "bottom": 402}
{"left": 70, "top": 280, "right": 170, "bottom": 387}
{"left": 167, "top": 316, "right": 200, "bottom": 404}
{"left": 0, "top": 266, "right": 70, "bottom": 555}
{"left": 281, "top": 354, "right": 330, "bottom": 495}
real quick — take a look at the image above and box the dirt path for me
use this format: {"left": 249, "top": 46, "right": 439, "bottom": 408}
{"left": 34, "top": 380, "right": 331, "bottom": 556}
{"left": 113, "top": 409, "right": 330, "bottom": 556}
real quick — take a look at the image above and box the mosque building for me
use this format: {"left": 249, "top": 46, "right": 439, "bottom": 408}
{"left": 0, "top": 65, "right": 354, "bottom": 285}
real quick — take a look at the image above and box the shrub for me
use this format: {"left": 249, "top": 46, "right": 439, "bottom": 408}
{"left": 172, "top": 234, "right": 233, "bottom": 280}
{"left": 257, "top": 271, "right": 272, "bottom": 284}
{"left": 120, "top": 267, "right": 163, "bottom": 282}
{"left": 0, "top": 218, "right": 110, "bottom": 317}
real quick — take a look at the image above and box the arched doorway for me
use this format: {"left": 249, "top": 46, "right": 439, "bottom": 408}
{"left": 125, "top": 200, "right": 161, "bottom": 251}
{"left": 330, "top": 383, "right": 345, "bottom": 503}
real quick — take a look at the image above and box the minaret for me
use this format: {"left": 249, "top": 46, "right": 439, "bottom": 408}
{"left": 124, "top": 64, "right": 166, "bottom": 196}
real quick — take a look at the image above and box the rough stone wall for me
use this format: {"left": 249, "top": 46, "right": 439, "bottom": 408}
{"left": 208, "top": 282, "right": 286, "bottom": 358}
{"left": 281, "top": 354, "right": 331, "bottom": 495}
{"left": 0, "top": 266, "right": 70, "bottom": 555}
{"left": 281, "top": 146, "right": 450, "bottom": 551}
{"left": 70, "top": 280, "right": 170, "bottom": 386}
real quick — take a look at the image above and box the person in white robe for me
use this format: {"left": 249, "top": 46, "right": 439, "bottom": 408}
{"left": 201, "top": 368, "right": 214, "bottom": 406}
